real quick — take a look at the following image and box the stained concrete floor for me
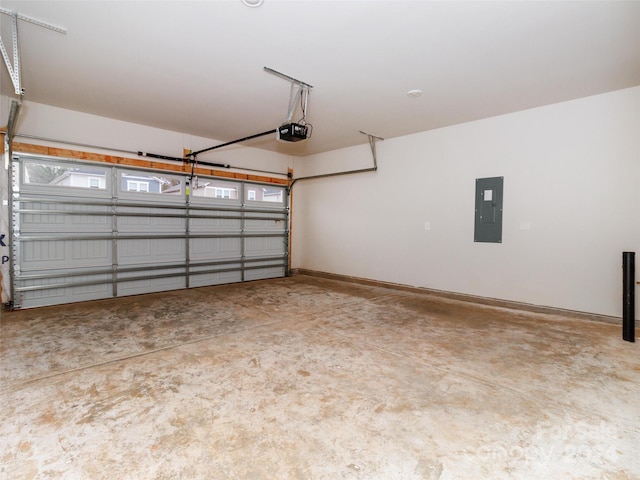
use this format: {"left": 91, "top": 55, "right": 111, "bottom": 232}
{"left": 1, "top": 275, "right": 639, "bottom": 480}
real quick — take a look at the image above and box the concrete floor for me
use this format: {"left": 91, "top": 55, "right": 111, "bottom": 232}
{"left": 1, "top": 274, "right": 639, "bottom": 480}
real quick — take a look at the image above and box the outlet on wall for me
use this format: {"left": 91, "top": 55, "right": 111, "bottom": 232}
{"left": 519, "top": 221, "right": 531, "bottom": 230}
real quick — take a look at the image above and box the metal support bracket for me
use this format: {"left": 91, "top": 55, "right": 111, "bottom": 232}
{"left": 4, "top": 98, "right": 21, "bottom": 168}
{"left": 264, "top": 67, "right": 313, "bottom": 124}
{"left": 0, "top": 11, "right": 22, "bottom": 95}
{"left": 1, "top": 99, "right": 21, "bottom": 304}
{"left": 284, "top": 82, "right": 311, "bottom": 124}
{"left": 289, "top": 130, "right": 383, "bottom": 188}
{"left": 0, "top": 8, "right": 67, "bottom": 95}
{"left": 0, "top": 8, "right": 67, "bottom": 33}
{"left": 360, "top": 130, "right": 384, "bottom": 170}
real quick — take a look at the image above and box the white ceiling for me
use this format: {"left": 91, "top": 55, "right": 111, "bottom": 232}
{"left": 1, "top": 0, "right": 639, "bottom": 157}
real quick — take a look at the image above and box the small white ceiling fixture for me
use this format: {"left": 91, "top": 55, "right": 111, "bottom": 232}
{"left": 241, "top": 0, "right": 264, "bottom": 7}
{"left": 407, "top": 89, "right": 423, "bottom": 98}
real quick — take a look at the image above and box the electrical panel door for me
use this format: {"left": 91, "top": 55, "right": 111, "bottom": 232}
{"left": 474, "top": 176, "right": 503, "bottom": 243}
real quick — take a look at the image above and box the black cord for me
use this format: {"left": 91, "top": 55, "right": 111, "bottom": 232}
{"left": 189, "top": 155, "right": 196, "bottom": 191}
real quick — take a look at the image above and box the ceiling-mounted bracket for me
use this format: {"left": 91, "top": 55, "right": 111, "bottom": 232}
{"left": 284, "top": 82, "right": 310, "bottom": 124}
{"left": 264, "top": 66, "right": 313, "bottom": 90}
{"left": 359, "top": 130, "right": 384, "bottom": 169}
{"left": 264, "top": 66, "right": 313, "bottom": 125}
{"left": 0, "top": 8, "right": 67, "bottom": 96}
{"left": 289, "top": 131, "right": 383, "bottom": 190}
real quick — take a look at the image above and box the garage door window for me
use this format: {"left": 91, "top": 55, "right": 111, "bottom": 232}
{"left": 245, "top": 186, "right": 285, "bottom": 204}
{"left": 120, "top": 172, "right": 182, "bottom": 195}
{"left": 23, "top": 160, "right": 107, "bottom": 190}
{"left": 191, "top": 179, "right": 239, "bottom": 200}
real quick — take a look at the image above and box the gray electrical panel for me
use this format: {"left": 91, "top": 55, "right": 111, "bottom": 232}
{"left": 474, "top": 176, "right": 503, "bottom": 243}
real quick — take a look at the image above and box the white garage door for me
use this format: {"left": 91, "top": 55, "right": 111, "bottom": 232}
{"left": 9, "top": 154, "right": 288, "bottom": 309}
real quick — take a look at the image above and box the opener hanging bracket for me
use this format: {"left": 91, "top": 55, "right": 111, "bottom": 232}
{"left": 264, "top": 66, "right": 313, "bottom": 124}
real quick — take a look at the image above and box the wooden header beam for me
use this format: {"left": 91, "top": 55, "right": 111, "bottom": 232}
{"left": 8, "top": 140, "right": 289, "bottom": 185}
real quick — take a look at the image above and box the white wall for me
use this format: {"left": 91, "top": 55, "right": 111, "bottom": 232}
{"left": 0, "top": 97, "right": 293, "bottom": 176}
{"left": 291, "top": 87, "right": 640, "bottom": 317}
{"left": 2, "top": 91, "right": 638, "bottom": 317}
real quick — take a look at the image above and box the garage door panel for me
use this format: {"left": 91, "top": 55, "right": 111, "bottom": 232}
{"left": 118, "top": 238, "right": 185, "bottom": 265}
{"left": 71, "top": 240, "right": 111, "bottom": 262}
{"left": 117, "top": 279, "right": 187, "bottom": 296}
{"left": 18, "top": 284, "right": 67, "bottom": 309}
{"left": 245, "top": 237, "right": 286, "bottom": 257}
{"left": 21, "top": 239, "right": 111, "bottom": 270}
{"left": 118, "top": 207, "right": 186, "bottom": 232}
{"left": 17, "top": 273, "right": 113, "bottom": 309}
{"left": 244, "top": 264, "right": 287, "bottom": 281}
{"left": 70, "top": 205, "right": 111, "bottom": 226}
{"left": 190, "top": 237, "right": 241, "bottom": 260}
{"left": 244, "top": 218, "right": 286, "bottom": 232}
{"left": 21, "top": 210, "right": 66, "bottom": 227}
{"left": 20, "top": 218, "right": 111, "bottom": 233}
{"left": 189, "top": 268, "right": 243, "bottom": 288}
{"left": 189, "top": 216, "right": 242, "bottom": 233}
{"left": 245, "top": 268, "right": 286, "bottom": 281}
{"left": 19, "top": 203, "right": 111, "bottom": 233}
{"left": 71, "top": 276, "right": 113, "bottom": 295}
{"left": 244, "top": 208, "right": 287, "bottom": 233}
{"left": 22, "top": 240, "right": 66, "bottom": 263}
